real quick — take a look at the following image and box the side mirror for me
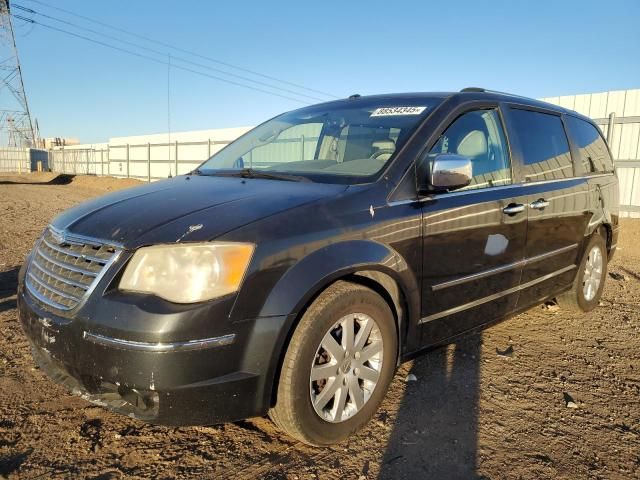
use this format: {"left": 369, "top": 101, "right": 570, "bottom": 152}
{"left": 427, "top": 153, "right": 472, "bottom": 192}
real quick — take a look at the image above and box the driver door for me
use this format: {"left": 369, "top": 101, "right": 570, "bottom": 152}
{"left": 419, "top": 107, "right": 529, "bottom": 346}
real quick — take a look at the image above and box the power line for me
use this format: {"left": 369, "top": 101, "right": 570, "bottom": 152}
{"left": 24, "top": 0, "right": 338, "bottom": 99}
{"left": 12, "top": 14, "right": 314, "bottom": 104}
{"left": 12, "top": 3, "right": 329, "bottom": 103}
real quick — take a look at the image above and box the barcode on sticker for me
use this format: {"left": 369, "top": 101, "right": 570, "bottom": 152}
{"left": 370, "top": 106, "right": 427, "bottom": 117}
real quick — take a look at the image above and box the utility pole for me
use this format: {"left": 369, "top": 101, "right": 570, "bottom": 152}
{"left": 0, "top": 0, "right": 36, "bottom": 147}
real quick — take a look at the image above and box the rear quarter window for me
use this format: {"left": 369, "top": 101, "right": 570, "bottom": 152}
{"left": 509, "top": 109, "right": 573, "bottom": 181}
{"left": 565, "top": 116, "right": 614, "bottom": 175}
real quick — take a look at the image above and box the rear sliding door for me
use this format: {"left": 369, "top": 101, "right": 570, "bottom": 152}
{"left": 504, "top": 107, "right": 590, "bottom": 307}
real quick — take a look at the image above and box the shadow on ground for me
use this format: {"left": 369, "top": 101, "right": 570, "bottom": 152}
{"left": 0, "top": 448, "right": 33, "bottom": 478}
{"left": 0, "top": 174, "right": 75, "bottom": 185}
{"left": 0, "top": 267, "right": 19, "bottom": 297}
{"left": 378, "top": 333, "right": 483, "bottom": 479}
{"left": 0, "top": 267, "right": 19, "bottom": 314}
{"left": 619, "top": 266, "right": 640, "bottom": 282}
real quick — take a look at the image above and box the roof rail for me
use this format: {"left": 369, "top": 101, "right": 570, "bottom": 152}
{"left": 460, "top": 87, "right": 525, "bottom": 98}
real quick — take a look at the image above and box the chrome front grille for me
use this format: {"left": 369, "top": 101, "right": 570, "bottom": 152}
{"left": 25, "top": 228, "right": 120, "bottom": 311}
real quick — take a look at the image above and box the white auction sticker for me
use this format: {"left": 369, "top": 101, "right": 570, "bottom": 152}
{"left": 370, "top": 106, "right": 427, "bottom": 117}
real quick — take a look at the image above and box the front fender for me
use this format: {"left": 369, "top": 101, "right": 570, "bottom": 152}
{"left": 251, "top": 239, "right": 420, "bottom": 409}
{"left": 257, "top": 239, "right": 419, "bottom": 321}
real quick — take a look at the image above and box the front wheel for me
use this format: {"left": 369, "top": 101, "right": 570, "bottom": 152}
{"left": 269, "top": 281, "right": 397, "bottom": 446}
{"left": 558, "top": 233, "right": 608, "bottom": 312}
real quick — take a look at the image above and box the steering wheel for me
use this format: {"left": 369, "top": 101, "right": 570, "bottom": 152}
{"left": 369, "top": 149, "right": 396, "bottom": 160}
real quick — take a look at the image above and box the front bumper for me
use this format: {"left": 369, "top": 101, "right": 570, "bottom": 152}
{"left": 18, "top": 288, "right": 288, "bottom": 426}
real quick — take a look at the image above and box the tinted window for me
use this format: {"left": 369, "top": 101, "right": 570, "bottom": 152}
{"left": 510, "top": 109, "right": 573, "bottom": 181}
{"left": 429, "top": 109, "right": 511, "bottom": 190}
{"left": 565, "top": 116, "right": 614, "bottom": 175}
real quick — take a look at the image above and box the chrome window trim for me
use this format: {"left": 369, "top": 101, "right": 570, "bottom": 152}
{"left": 420, "top": 264, "right": 577, "bottom": 324}
{"left": 387, "top": 173, "right": 614, "bottom": 207}
{"left": 387, "top": 183, "right": 516, "bottom": 206}
{"left": 82, "top": 331, "right": 236, "bottom": 352}
{"left": 431, "top": 243, "right": 578, "bottom": 291}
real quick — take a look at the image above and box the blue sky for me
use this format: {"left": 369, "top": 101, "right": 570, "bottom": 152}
{"left": 12, "top": 0, "right": 640, "bottom": 143}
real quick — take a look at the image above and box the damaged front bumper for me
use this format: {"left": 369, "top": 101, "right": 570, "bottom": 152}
{"left": 17, "top": 288, "right": 284, "bottom": 426}
{"left": 30, "top": 341, "right": 161, "bottom": 421}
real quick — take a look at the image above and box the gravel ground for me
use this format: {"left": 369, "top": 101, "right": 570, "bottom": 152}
{"left": 0, "top": 174, "right": 638, "bottom": 480}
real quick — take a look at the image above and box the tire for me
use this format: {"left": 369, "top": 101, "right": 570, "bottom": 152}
{"left": 269, "top": 280, "right": 397, "bottom": 446}
{"left": 557, "top": 232, "right": 607, "bottom": 312}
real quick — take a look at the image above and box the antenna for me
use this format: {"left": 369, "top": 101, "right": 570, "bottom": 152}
{"left": 0, "top": 0, "right": 37, "bottom": 147}
{"left": 167, "top": 52, "right": 172, "bottom": 177}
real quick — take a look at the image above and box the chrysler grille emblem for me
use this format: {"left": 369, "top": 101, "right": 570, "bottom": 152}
{"left": 50, "top": 229, "right": 66, "bottom": 245}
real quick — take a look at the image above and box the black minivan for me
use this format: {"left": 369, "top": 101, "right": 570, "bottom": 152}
{"left": 18, "top": 89, "right": 619, "bottom": 446}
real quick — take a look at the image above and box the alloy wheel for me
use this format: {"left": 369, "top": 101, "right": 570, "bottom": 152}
{"left": 309, "top": 313, "right": 384, "bottom": 423}
{"left": 583, "top": 245, "right": 603, "bottom": 301}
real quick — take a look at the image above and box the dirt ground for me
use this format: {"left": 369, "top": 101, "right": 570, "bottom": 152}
{"left": 0, "top": 174, "right": 638, "bottom": 480}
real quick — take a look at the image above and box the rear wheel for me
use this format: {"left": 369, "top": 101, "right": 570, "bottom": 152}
{"left": 269, "top": 280, "right": 397, "bottom": 446}
{"left": 558, "top": 233, "right": 607, "bottom": 312}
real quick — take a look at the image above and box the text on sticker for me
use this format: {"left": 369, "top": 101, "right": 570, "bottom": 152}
{"left": 370, "top": 106, "right": 427, "bottom": 117}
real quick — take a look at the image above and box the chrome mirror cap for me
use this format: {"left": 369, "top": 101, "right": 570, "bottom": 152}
{"left": 430, "top": 153, "right": 473, "bottom": 191}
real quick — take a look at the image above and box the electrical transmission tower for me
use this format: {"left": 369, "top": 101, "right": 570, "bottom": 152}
{"left": 0, "top": 0, "right": 36, "bottom": 147}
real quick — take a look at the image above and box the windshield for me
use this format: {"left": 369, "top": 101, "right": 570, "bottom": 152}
{"left": 198, "top": 98, "right": 442, "bottom": 184}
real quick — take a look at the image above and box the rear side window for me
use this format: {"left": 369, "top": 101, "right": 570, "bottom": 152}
{"left": 509, "top": 109, "right": 573, "bottom": 181}
{"left": 565, "top": 116, "right": 614, "bottom": 175}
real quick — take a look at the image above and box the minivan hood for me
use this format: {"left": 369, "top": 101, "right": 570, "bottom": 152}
{"left": 51, "top": 175, "right": 347, "bottom": 248}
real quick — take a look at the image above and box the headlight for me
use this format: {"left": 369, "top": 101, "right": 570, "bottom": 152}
{"left": 119, "top": 243, "right": 254, "bottom": 303}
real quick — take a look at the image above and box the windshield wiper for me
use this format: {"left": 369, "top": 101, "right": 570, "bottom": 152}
{"left": 211, "top": 168, "right": 311, "bottom": 182}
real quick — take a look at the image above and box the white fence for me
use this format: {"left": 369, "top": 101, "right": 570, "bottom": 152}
{"left": 48, "top": 147, "right": 108, "bottom": 176}
{"left": 541, "top": 89, "right": 640, "bottom": 217}
{"left": 106, "top": 139, "right": 232, "bottom": 181}
{"left": 46, "top": 141, "right": 236, "bottom": 180}
{"left": 0, "top": 148, "right": 48, "bottom": 174}
{"left": 48, "top": 125, "right": 321, "bottom": 181}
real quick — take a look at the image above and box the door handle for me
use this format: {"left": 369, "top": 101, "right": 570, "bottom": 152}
{"left": 530, "top": 199, "right": 550, "bottom": 210}
{"left": 503, "top": 204, "right": 525, "bottom": 215}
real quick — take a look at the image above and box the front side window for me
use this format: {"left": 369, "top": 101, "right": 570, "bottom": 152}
{"left": 428, "top": 109, "right": 511, "bottom": 190}
{"left": 565, "top": 116, "right": 614, "bottom": 175}
{"left": 509, "top": 109, "right": 573, "bottom": 181}
{"left": 199, "top": 99, "right": 443, "bottom": 184}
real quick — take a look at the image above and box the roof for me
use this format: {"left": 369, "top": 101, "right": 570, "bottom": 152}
{"left": 299, "top": 88, "right": 591, "bottom": 121}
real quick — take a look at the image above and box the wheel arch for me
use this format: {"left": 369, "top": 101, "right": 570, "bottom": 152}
{"left": 261, "top": 240, "right": 418, "bottom": 407}
{"left": 585, "top": 218, "right": 613, "bottom": 256}
{"left": 584, "top": 182, "right": 615, "bottom": 256}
